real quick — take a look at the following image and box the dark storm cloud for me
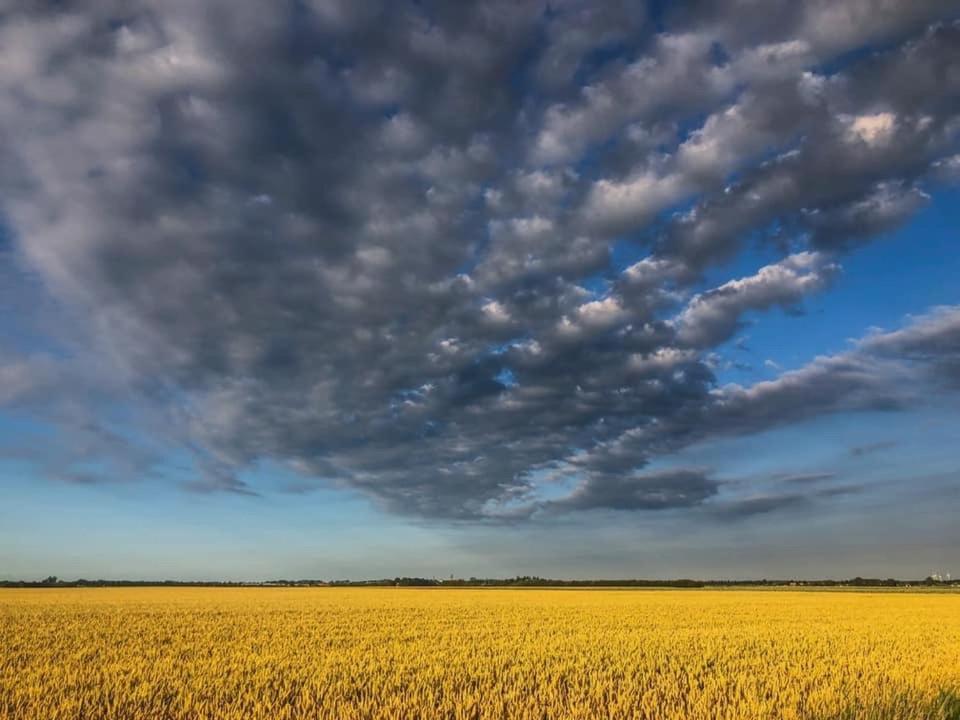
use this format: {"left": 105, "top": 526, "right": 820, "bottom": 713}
{"left": 0, "top": 1, "right": 959, "bottom": 520}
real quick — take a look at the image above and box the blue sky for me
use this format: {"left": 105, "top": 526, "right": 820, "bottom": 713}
{"left": 1, "top": 1, "right": 959, "bottom": 581}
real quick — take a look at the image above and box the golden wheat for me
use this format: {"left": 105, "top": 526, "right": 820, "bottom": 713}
{"left": 2, "top": 587, "right": 959, "bottom": 719}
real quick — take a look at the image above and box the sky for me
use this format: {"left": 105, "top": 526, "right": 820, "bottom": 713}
{"left": 1, "top": 0, "right": 959, "bottom": 581}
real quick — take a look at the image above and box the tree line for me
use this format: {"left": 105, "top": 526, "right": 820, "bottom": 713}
{"left": 2, "top": 575, "right": 957, "bottom": 588}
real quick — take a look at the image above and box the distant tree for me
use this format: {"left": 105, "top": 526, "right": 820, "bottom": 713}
{"left": 42, "top": 576, "right": 58, "bottom": 585}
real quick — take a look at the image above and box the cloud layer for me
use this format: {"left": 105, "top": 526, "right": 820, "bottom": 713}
{"left": 0, "top": 1, "right": 958, "bottom": 520}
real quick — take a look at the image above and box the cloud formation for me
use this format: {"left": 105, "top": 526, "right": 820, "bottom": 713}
{"left": 0, "top": 1, "right": 958, "bottom": 520}
{"left": 543, "top": 469, "right": 720, "bottom": 514}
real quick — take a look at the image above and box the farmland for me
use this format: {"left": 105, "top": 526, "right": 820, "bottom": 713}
{"left": 2, "top": 587, "right": 959, "bottom": 719}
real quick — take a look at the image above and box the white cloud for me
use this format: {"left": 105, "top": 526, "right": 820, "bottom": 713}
{"left": 845, "top": 112, "right": 897, "bottom": 146}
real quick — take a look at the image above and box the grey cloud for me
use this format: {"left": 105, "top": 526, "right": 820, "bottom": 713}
{"left": 860, "top": 306, "right": 960, "bottom": 357}
{"left": 565, "top": 307, "right": 960, "bottom": 497}
{"left": 709, "top": 354, "right": 909, "bottom": 435}
{"left": 675, "top": 0, "right": 957, "bottom": 55}
{"left": 713, "top": 493, "right": 809, "bottom": 519}
{"left": 654, "top": 22, "right": 960, "bottom": 269}
{"left": 931, "top": 154, "right": 960, "bottom": 183}
{"left": 0, "top": 2, "right": 957, "bottom": 522}
{"left": 815, "top": 484, "right": 867, "bottom": 498}
{"left": 534, "top": 1, "right": 958, "bottom": 168}
{"left": 183, "top": 463, "right": 260, "bottom": 497}
{"left": 860, "top": 305, "right": 960, "bottom": 388}
{"left": 672, "top": 252, "right": 838, "bottom": 348}
{"left": 531, "top": 31, "right": 733, "bottom": 165}
{"left": 544, "top": 469, "right": 720, "bottom": 514}
{"left": 850, "top": 440, "right": 898, "bottom": 457}
{"left": 533, "top": 1, "right": 648, "bottom": 93}
{"left": 778, "top": 472, "right": 837, "bottom": 485}
{"left": 805, "top": 182, "right": 930, "bottom": 251}
{"left": 576, "top": 77, "right": 825, "bottom": 237}
{"left": 0, "top": 395, "right": 167, "bottom": 489}
{"left": 713, "top": 309, "right": 960, "bottom": 431}
{"left": 0, "top": 356, "right": 56, "bottom": 406}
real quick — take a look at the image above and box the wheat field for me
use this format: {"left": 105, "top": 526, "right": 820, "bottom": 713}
{"left": 2, "top": 587, "right": 960, "bottom": 720}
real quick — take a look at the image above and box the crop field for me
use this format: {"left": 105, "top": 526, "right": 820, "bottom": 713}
{"left": 2, "top": 588, "right": 960, "bottom": 720}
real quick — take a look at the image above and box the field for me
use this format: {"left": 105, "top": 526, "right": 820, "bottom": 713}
{"left": 2, "top": 588, "right": 960, "bottom": 720}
